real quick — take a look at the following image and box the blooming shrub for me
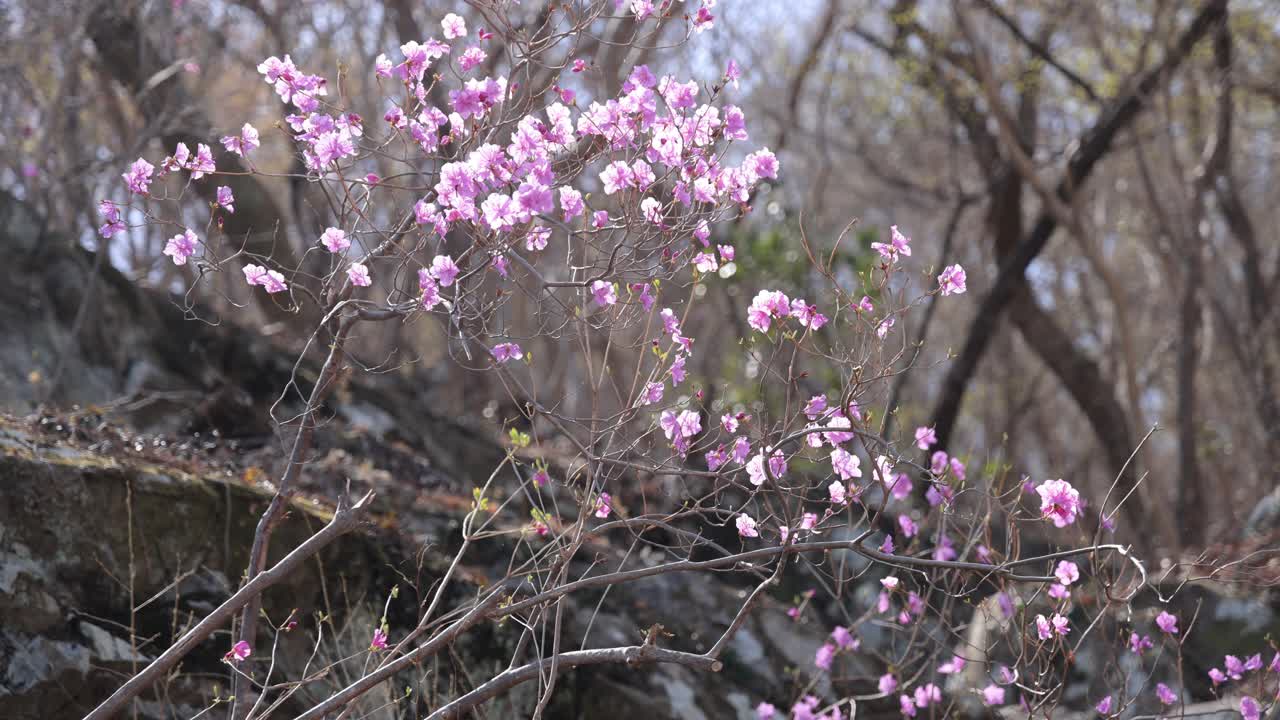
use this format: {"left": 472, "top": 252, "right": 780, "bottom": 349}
{"left": 91, "top": 2, "right": 1278, "bottom": 719}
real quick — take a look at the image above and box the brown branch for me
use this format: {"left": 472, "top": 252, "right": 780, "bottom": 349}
{"left": 83, "top": 491, "right": 374, "bottom": 720}
{"left": 973, "top": 0, "right": 1098, "bottom": 101}
{"left": 293, "top": 590, "right": 505, "bottom": 720}
{"left": 928, "top": 0, "right": 1228, "bottom": 454}
{"left": 425, "top": 646, "right": 721, "bottom": 720}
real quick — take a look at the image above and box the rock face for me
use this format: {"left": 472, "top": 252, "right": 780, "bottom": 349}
{"left": 0, "top": 412, "right": 848, "bottom": 719}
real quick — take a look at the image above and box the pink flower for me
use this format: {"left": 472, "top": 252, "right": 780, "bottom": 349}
{"left": 430, "top": 254, "right": 460, "bottom": 287}
{"left": 224, "top": 640, "right": 251, "bottom": 663}
{"left": 743, "top": 148, "right": 779, "bottom": 181}
{"left": 736, "top": 513, "right": 759, "bottom": 538}
{"left": 746, "top": 453, "right": 768, "bottom": 486}
{"left": 591, "top": 280, "right": 617, "bottom": 306}
{"left": 243, "top": 264, "right": 288, "bottom": 293}
{"left": 371, "top": 627, "right": 388, "bottom": 651}
{"left": 320, "top": 227, "right": 350, "bottom": 253}
{"left": 914, "top": 426, "right": 936, "bottom": 450}
{"left": 1048, "top": 583, "right": 1070, "bottom": 600}
{"left": 830, "top": 626, "right": 857, "bottom": 650}
{"left": 938, "top": 655, "right": 966, "bottom": 674}
{"left": 123, "top": 158, "right": 155, "bottom": 194}
{"left": 871, "top": 224, "right": 912, "bottom": 261}
{"left": 854, "top": 295, "right": 874, "bottom": 313}
{"left": 1155, "top": 683, "right": 1177, "bottom": 705}
{"left": 897, "top": 514, "right": 918, "bottom": 538}
{"left": 559, "top": 186, "right": 585, "bottom": 220}
{"left": 441, "top": 12, "right": 467, "bottom": 39}
{"left": 1155, "top": 610, "right": 1179, "bottom": 634}
{"left": 1225, "top": 654, "right": 1245, "bottom": 679}
{"left": 889, "top": 474, "right": 912, "bottom": 501}
{"left": 1035, "top": 614, "right": 1052, "bottom": 640}
{"left": 981, "top": 684, "right": 1005, "bottom": 706}
{"left": 755, "top": 702, "right": 777, "bottom": 720}
{"left": 878, "top": 674, "right": 898, "bottom": 695}
{"left": 347, "top": 262, "right": 371, "bottom": 287}
{"left": 1051, "top": 614, "right": 1070, "bottom": 636}
{"left": 876, "top": 316, "right": 895, "bottom": 338}
{"left": 492, "top": 343, "right": 523, "bottom": 363}
{"left": 938, "top": 264, "right": 966, "bottom": 295}
{"left": 98, "top": 200, "right": 126, "bottom": 238}
{"left": 593, "top": 492, "right": 612, "bottom": 519}
{"left": 726, "top": 58, "right": 741, "bottom": 87}
{"left": 1036, "top": 479, "right": 1081, "bottom": 528}
{"left": 830, "top": 448, "right": 861, "bottom": 481}
{"left": 221, "top": 123, "right": 261, "bottom": 156}
{"left": 1129, "top": 632, "right": 1153, "bottom": 655}
{"left": 1208, "top": 667, "right": 1227, "bottom": 685}
{"left": 600, "top": 161, "right": 633, "bottom": 195}
{"left": 641, "top": 381, "right": 664, "bottom": 406}
{"left": 899, "top": 695, "right": 916, "bottom": 717}
{"left": 828, "top": 480, "right": 847, "bottom": 506}
{"left": 1054, "top": 560, "right": 1080, "bottom": 586}
{"left": 880, "top": 577, "right": 899, "bottom": 590}
{"left": 930, "top": 451, "right": 949, "bottom": 474}
{"left": 1240, "top": 697, "right": 1261, "bottom": 720}
{"left": 458, "top": 46, "right": 487, "bottom": 71}
{"left": 163, "top": 229, "right": 198, "bottom": 266}
{"left": 419, "top": 272, "right": 442, "bottom": 310}
{"left": 1095, "top": 696, "right": 1113, "bottom": 714}
{"left": 913, "top": 684, "right": 941, "bottom": 708}
{"left": 215, "top": 185, "right": 235, "bottom": 213}
{"left": 814, "top": 643, "right": 835, "bottom": 671}
{"left": 189, "top": 143, "right": 216, "bottom": 179}
{"left": 747, "top": 289, "right": 790, "bottom": 332}
{"left": 804, "top": 394, "right": 828, "bottom": 419}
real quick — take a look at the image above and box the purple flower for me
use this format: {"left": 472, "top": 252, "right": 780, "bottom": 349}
{"left": 216, "top": 185, "right": 235, "bottom": 213}
{"left": 123, "top": 158, "right": 155, "bottom": 194}
{"left": 163, "top": 229, "right": 198, "bottom": 266}
{"left": 1155, "top": 611, "right": 1179, "bottom": 635}
{"left": 243, "top": 264, "right": 287, "bottom": 293}
{"left": 736, "top": 514, "right": 759, "bottom": 538}
{"left": 1054, "top": 560, "right": 1080, "bottom": 586}
{"left": 813, "top": 642, "right": 835, "bottom": 671}
{"left": 1036, "top": 479, "right": 1081, "bottom": 527}
{"left": 871, "top": 224, "right": 912, "bottom": 261}
{"left": 347, "top": 262, "right": 371, "bottom": 287}
{"left": 224, "top": 640, "right": 251, "bottom": 663}
{"left": 430, "top": 254, "right": 460, "bottom": 287}
{"left": 897, "top": 514, "right": 917, "bottom": 538}
{"left": 1155, "top": 682, "right": 1177, "bottom": 706}
{"left": 914, "top": 426, "right": 936, "bottom": 450}
{"left": 830, "top": 626, "right": 857, "bottom": 650}
{"left": 938, "top": 263, "right": 967, "bottom": 295}
{"left": 441, "top": 12, "right": 467, "bottom": 39}
{"left": 593, "top": 492, "right": 612, "bottom": 519}
{"left": 981, "top": 684, "right": 1005, "bottom": 707}
{"left": 492, "top": 343, "right": 523, "bottom": 363}
{"left": 591, "top": 280, "right": 618, "bottom": 306}
{"left": 320, "top": 227, "right": 349, "bottom": 253}
{"left": 1240, "top": 697, "right": 1260, "bottom": 720}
